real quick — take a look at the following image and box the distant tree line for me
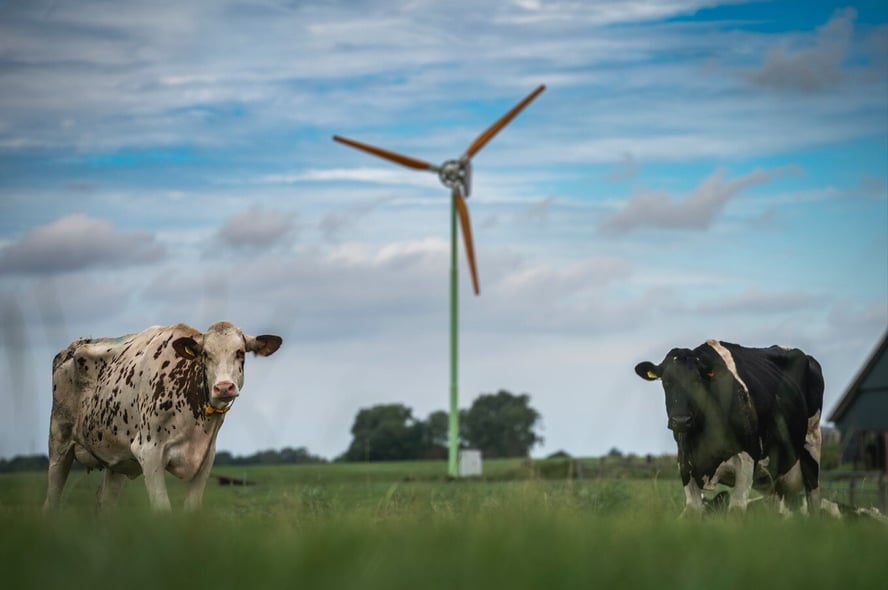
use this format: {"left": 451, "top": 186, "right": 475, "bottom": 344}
{"left": 214, "top": 446, "right": 327, "bottom": 466}
{"left": 0, "top": 454, "right": 49, "bottom": 473}
{"left": 0, "top": 447, "right": 328, "bottom": 473}
{"left": 0, "top": 390, "right": 542, "bottom": 471}
{"left": 337, "top": 389, "right": 543, "bottom": 462}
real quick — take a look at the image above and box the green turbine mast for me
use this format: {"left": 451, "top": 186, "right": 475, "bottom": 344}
{"left": 333, "top": 85, "right": 545, "bottom": 477}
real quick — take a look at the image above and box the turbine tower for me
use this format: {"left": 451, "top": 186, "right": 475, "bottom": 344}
{"left": 333, "top": 84, "right": 545, "bottom": 476}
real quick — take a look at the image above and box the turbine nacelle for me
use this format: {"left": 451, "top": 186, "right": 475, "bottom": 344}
{"left": 438, "top": 158, "right": 471, "bottom": 197}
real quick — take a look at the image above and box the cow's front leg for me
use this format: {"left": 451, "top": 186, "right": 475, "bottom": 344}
{"left": 728, "top": 452, "right": 755, "bottom": 512}
{"left": 680, "top": 478, "right": 705, "bottom": 517}
{"left": 140, "top": 453, "right": 172, "bottom": 511}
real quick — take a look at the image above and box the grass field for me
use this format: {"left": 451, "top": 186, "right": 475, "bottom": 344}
{"left": 2, "top": 459, "right": 886, "bottom": 589}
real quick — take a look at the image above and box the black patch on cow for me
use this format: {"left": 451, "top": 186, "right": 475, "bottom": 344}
{"left": 125, "top": 364, "right": 136, "bottom": 387}
{"left": 154, "top": 334, "right": 174, "bottom": 360}
{"left": 152, "top": 373, "right": 166, "bottom": 400}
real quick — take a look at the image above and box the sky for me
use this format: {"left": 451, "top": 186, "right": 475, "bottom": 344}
{"left": 1, "top": 0, "right": 886, "bottom": 462}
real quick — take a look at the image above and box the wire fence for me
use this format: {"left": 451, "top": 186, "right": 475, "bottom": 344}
{"left": 535, "top": 458, "right": 888, "bottom": 512}
{"left": 821, "top": 470, "right": 886, "bottom": 512}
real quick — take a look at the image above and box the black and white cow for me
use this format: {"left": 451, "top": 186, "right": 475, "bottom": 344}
{"left": 635, "top": 339, "right": 824, "bottom": 515}
{"left": 45, "top": 321, "right": 282, "bottom": 511}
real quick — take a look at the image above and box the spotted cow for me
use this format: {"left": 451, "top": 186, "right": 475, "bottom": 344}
{"left": 44, "top": 321, "right": 282, "bottom": 511}
{"left": 635, "top": 340, "right": 824, "bottom": 516}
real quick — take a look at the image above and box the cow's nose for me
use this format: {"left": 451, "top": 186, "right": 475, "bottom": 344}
{"left": 668, "top": 416, "right": 693, "bottom": 432}
{"left": 213, "top": 381, "right": 238, "bottom": 400}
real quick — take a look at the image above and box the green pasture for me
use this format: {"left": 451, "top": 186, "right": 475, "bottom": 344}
{"left": 1, "top": 459, "right": 885, "bottom": 589}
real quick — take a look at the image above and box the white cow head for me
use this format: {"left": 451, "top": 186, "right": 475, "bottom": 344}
{"left": 171, "top": 321, "right": 282, "bottom": 411}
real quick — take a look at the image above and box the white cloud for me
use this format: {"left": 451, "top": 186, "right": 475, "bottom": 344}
{"left": 0, "top": 214, "right": 165, "bottom": 274}
{"left": 608, "top": 153, "right": 639, "bottom": 182}
{"left": 217, "top": 206, "right": 297, "bottom": 249}
{"left": 694, "top": 288, "right": 827, "bottom": 315}
{"left": 512, "top": 195, "right": 558, "bottom": 226}
{"left": 599, "top": 167, "right": 790, "bottom": 233}
{"left": 496, "top": 0, "right": 712, "bottom": 26}
{"left": 319, "top": 196, "right": 397, "bottom": 241}
{"left": 265, "top": 168, "right": 440, "bottom": 189}
{"left": 748, "top": 8, "right": 857, "bottom": 92}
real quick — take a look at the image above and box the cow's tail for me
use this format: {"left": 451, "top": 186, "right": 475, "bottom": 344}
{"left": 801, "top": 354, "right": 825, "bottom": 507}
{"left": 805, "top": 355, "right": 825, "bottom": 415}
{"left": 52, "top": 337, "right": 91, "bottom": 374}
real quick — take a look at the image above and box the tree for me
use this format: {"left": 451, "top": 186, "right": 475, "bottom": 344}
{"left": 340, "top": 403, "right": 426, "bottom": 462}
{"left": 461, "top": 390, "right": 542, "bottom": 458}
{"left": 421, "top": 410, "right": 450, "bottom": 460}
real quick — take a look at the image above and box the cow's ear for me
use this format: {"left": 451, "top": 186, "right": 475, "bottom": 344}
{"left": 172, "top": 337, "right": 202, "bottom": 359}
{"left": 246, "top": 334, "right": 282, "bottom": 357}
{"left": 635, "top": 361, "right": 661, "bottom": 381}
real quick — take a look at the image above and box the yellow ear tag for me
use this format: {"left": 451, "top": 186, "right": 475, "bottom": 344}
{"left": 185, "top": 346, "right": 194, "bottom": 358}
{"left": 647, "top": 370, "right": 658, "bottom": 380}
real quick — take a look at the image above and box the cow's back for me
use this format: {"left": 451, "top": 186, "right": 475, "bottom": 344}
{"left": 715, "top": 341, "right": 822, "bottom": 420}
{"left": 52, "top": 333, "right": 141, "bottom": 419}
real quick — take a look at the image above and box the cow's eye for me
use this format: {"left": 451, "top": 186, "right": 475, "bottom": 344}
{"left": 236, "top": 350, "right": 245, "bottom": 361}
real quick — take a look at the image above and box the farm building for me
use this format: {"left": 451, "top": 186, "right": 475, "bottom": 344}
{"left": 827, "top": 329, "right": 888, "bottom": 473}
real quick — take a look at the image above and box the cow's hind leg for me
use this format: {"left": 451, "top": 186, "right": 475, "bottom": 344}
{"left": 44, "top": 447, "right": 74, "bottom": 510}
{"left": 44, "top": 416, "right": 75, "bottom": 511}
{"left": 97, "top": 470, "right": 127, "bottom": 512}
{"left": 183, "top": 467, "right": 212, "bottom": 511}
{"left": 801, "top": 414, "right": 822, "bottom": 515}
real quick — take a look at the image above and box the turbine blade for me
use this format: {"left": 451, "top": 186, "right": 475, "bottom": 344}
{"left": 454, "top": 191, "right": 480, "bottom": 296}
{"left": 332, "top": 135, "right": 435, "bottom": 171}
{"left": 463, "top": 84, "right": 546, "bottom": 159}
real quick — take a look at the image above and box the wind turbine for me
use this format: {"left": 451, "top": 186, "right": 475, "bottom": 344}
{"left": 333, "top": 84, "right": 545, "bottom": 477}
